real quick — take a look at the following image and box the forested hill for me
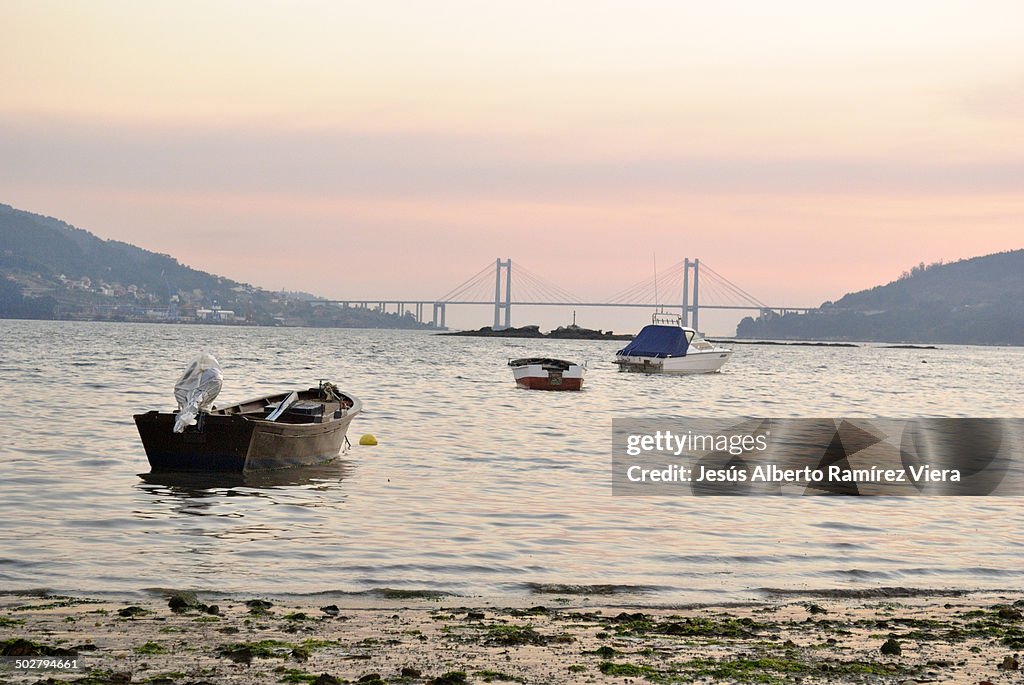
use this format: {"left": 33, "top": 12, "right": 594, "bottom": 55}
{"left": 1, "top": 203, "right": 242, "bottom": 299}
{"left": 0, "top": 203, "right": 430, "bottom": 328}
{"left": 736, "top": 250, "right": 1024, "bottom": 345}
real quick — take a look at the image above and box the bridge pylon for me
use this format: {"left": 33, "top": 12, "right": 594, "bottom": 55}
{"left": 680, "top": 257, "right": 701, "bottom": 331}
{"left": 692, "top": 257, "right": 700, "bottom": 333}
{"left": 493, "top": 258, "right": 512, "bottom": 330}
{"left": 682, "top": 258, "right": 689, "bottom": 326}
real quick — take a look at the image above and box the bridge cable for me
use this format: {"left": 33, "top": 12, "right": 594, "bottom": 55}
{"left": 513, "top": 263, "right": 584, "bottom": 303}
{"left": 699, "top": 263, "right": 769, "bottom": 309}
{"left": 438, "top": 262, "right": 495, "bottom": 302}
{"left": 604, "top": 260, "right": 685, "bottom": 305}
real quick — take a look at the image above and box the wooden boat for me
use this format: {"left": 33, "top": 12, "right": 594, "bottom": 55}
{"left": 508, "top": 358, "right": 585, "bottom": 391}
{"left": 134, "top": 382, "right": 361, "bottom": 472}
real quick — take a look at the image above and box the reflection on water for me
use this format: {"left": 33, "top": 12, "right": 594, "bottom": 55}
{"left": 135, "top": 463, "right": 354, "bottom": 531}
{"left": 1, "top": 320, "right": 1024, "bottom": 601}
{"left": 137, "top": 462, "right": 354, "bottom": 499}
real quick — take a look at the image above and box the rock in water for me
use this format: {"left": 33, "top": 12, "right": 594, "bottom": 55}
{"left": 880, "top": 638, "right": 902, "bottom": 655}
{"left": 117, "top": 606, "right": 147, "bottom": 618}
{"left": 997, "top": 606, "right": 1023, "bottom": 621}
{"left": 314, "top": 676, "right": 343, "bottom": 685}
{"left": 167, "top": 591, "right": 202, "bottom": 613}
{"left": 245, "top": 598, "right": 274, "bottom": 614}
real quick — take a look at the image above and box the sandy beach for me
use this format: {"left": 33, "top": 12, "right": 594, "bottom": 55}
{"left": 2, "top": 589, "right": 1022, "bottom": 684}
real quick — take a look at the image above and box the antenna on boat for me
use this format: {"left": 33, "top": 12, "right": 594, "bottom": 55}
{"left": 653, "top": 253, "right": 661, "bottom": 312}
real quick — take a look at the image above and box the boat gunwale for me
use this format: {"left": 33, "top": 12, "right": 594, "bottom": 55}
{"left": 140, "top": 388, "right": 363, "bottom": 426}
{"left": 507, "top": 357, "right": 581, "bottom": 371}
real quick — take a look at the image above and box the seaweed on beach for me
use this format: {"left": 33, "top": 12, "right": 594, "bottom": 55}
{"left": 216, "top": 638, "right": 338, "bottom": 663}
{"left": 12, "top": 596, "right": 103, "bottom": 611}
{"left": 595, "top": 655, "right": 916, "bottom": 684}
{"left": 1, "top": 637, "right": 80, "bottom": 656}
{"left": 610, "top": 613, "right": 768, "bottom": 639}
{"left": 482, "top": 623, "right": 574, "bottom": 646}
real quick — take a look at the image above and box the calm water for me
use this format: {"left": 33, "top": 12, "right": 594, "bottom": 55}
{"left": 1, "top": 320, "right": 1023, "bottom": 602}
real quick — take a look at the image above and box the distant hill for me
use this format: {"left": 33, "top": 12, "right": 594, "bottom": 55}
{"left": 736, "top": 250, "right": 1024, "bottom": 345}
{"left": 0, "top": 203, "right": 432, "bottom": 329}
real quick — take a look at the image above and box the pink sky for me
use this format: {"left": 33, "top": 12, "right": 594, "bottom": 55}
{"left": 2, "top": 1, "right": 1022, "bottom": 333}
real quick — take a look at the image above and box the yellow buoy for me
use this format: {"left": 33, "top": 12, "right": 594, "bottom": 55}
{"left": 359, "top": 434, "right": 378, "bottom": 446}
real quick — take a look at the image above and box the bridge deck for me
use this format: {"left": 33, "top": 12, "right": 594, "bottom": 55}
{"left": 323, "top": 300, "right": 812, "bottom": 313}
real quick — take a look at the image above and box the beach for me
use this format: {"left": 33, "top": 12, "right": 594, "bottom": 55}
{"left": 3, "top": 589, "right": 1022, "bottom": 684}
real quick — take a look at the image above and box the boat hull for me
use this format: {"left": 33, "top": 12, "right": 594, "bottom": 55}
{"left": 614, "top": 350, "right": 731, "bottom": 374}
{"left": 134, "top": 388, "right": 360, "bottom": 472}
{"left": 514, "top": 374, "right": 584, "bottom": 391}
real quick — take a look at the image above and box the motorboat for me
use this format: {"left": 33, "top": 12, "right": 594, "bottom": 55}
{"left": 135, "top": 380, "right": 361, "bottom": 472}
{"left": 508, "top": 357, "right": 586, "bottom": 390}
{"left": 614, "top": 313, "right": 731, "bottom": 374}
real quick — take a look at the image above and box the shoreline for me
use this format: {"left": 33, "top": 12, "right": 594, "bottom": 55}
{"left": 3, "top": 589, "right": 1022, "bottom": 684}
{"left": 2, "top": 584, "right": 997, "bottom": 611}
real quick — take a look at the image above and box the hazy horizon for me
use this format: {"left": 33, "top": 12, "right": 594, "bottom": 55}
{"left": 3, "top": 1, "right": 1022, "bottom": 332}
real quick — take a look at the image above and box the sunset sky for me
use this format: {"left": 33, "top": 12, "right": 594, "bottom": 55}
{"left": 2, "top": 1, "right": 1022, "bottom": 332}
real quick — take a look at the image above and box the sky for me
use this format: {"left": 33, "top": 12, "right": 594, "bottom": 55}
{"left": 2, "top": 0, "right": 1022, "bottom": 333}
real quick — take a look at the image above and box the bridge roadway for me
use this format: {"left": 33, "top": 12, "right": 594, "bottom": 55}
{"left": 325, "top": 300, "right": 812, "bottom": 311}
{"left": 320, "top": 299, "right": 814, "bottom": 328}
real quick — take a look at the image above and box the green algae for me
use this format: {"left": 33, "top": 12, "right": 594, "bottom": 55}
{"left": 134, "top": 641, "right": 168, "bottom": 655}
{"left": 598, "top": 661, "right": 664, "bottom": 680}
{"left": 614, "top": 615, "right": 766, "bottom": 638}
{"left": 13, "top": 597, "right": 101, "bottom": 612}
{"left": 283, "top": 612, "right": 314, "bottom": 621}
{"left": 217, "top": 638, "right": 337, "bottom": 661}
{"left": 427, "top": 672, "right": 467, "bottom": 685}
{"left": 482, "top": 622, "right": 573, "bottom": 646}
{"left": 680, "top": 657, "right": 811, "bottom": 683}
{"left": 596, "top": 654, "right": 912, "bottom": 684}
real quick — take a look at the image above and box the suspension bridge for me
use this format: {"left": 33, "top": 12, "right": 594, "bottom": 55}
{"left": 326, "top": 258, "right": 813, "bottom": 331}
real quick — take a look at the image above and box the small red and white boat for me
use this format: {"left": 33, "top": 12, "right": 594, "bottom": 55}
{"left": 508, "top": 358, "right": 586, "bottom": 391}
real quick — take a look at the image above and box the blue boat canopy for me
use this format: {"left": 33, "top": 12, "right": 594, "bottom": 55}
{"left": 617, "top": 325, "right": 691, "bottom": 358}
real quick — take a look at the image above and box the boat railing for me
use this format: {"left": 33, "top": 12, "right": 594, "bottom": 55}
{"left": 652, "top": 312, "right": 684, "bottom": 326}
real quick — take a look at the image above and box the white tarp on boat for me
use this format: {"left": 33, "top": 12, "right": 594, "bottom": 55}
{"left": 173, "top": 352, "right": 223, "bottom": 433}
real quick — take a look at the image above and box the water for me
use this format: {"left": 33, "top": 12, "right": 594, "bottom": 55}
{"left": 1, "top": 320, "right": 1023, "bottom": 602}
